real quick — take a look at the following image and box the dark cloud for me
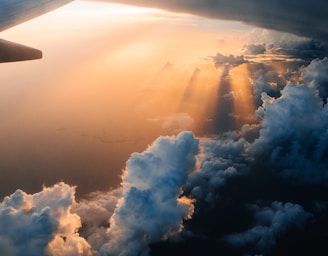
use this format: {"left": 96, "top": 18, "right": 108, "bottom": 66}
{"left": 92, "top": 0, "right": 328, "bottom": 41}
{"left": 225, "top": 201, "right": 311, "bottom": 254}
{"left": 268, "top": 39, "right": 328, "bottom": 62}
{"left": 184, "top": 135, "right": 248, "bottom": 204}
{"left": 251, "top": 82, "right": 328, "bottom": 184}
{"left": 213, "top": 53, "right": 247, "bottom": 68}
{"left": 151, "top": 56, "right": 328, "bottom": 255}
{"left": 243, "top": 44, "right": 266, "bottom": 55}
{"left": 250, "top": 70, "right": 282, "bottom": 106}
{"left": 209, "top": 53, "right": 328, "bottom": 185}
{"left": 244, "top": 30, "right": 328, "bottom": 63}
{"left": 302, "top": 57, "right": 328, "bottom": 101}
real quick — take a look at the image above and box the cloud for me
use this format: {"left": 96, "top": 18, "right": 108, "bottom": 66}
{"left": 3, "top": 11, "right": 328, "bottom": 255}
{"left": 0, "top": 132, "right": 199, "bottom": 256}
{"left": 250, "top": 71, "right": 282, "bottom": 106}
{"left": 302, "top": 57, "right": 328, "bottom": 101}
{"left": 8, "top": 44, "right": 325, "bottom": 256}
{"left": 246, "top": 29, "right": 328, "bottom": 62}
{"left": 92, "top": 0, "right": 328, "bottom": 41}
{"left": 225, "top": 201, "right": 311, "bottom": 254}
{"left": 243, "top": 44, "right": 266, "bottom": 55}
{"left": 99, "top": 132, "right": 199, "bottom": 256}
{"left": 72, "top": 189, "right": 122, "bottom": 251}
{"left": 213, "top": 53, "right": 247, "bottom": 68}
{"left": 184, "top": 135, "right": 248, "bottom": 204}
{"left": 0, "top": 183, "right": 92, "bottom": 256}
{"left": 152, "top": 56, "right": 328, "bottom": 254}
{"left": 251, "top": 81, "right": 328, "bottom": 184}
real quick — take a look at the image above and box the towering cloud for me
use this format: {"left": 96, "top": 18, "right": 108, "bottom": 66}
{"left": 99, "top": 132, "right": 199, "bottom": 255}
{"left": 251, "top": 81, "right": 328, "bottom": 184}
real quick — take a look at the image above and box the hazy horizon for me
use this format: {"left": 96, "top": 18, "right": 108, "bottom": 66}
{"left": 0, "top": 1, "right": 253, "bottom": 198}
{"left": 1, "top": 1, "right": 328, "bottom": 255}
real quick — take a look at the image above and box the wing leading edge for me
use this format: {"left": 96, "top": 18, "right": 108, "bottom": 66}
{"left": 0, "top": 0, "right": 73, "bottom": 63}
{"left": 0, "top": 38, "right": 42, "bottom": 63}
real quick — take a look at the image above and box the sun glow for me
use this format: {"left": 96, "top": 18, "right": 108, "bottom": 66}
{"left": 72, "top": 1, "right": 166, "bottom": 16}
{"left": 229, "top": 64, "right": 257, "bottom": 129}
{"left": 0, "top": 0, "right": 254, "bottom": 196}
{"left": 1, "top": 1, "right": 327, "bottom": 254}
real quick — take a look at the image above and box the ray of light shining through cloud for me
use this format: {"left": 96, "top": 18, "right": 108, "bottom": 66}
{"left": 1, "top": 1, "right": 328, "bottom": 255}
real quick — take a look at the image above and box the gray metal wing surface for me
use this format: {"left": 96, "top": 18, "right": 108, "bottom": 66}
{"left": 0, "top": 0, "right": 73, "bottom": 62}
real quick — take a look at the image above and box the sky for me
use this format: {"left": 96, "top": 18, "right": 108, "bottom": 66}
{"left": 0, "top": 0, "right": 328, "bottom": 255}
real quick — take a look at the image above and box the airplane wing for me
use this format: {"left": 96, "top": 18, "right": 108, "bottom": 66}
{"left": 0, "top": 38, "right": 42, "bottom": 63}
{"left": 0, "top": 0, "right": 73, "bottom": 63}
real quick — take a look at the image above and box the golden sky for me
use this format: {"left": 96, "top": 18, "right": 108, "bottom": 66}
{"left": 0, "top": 1, "right": 254, "bottom": 197}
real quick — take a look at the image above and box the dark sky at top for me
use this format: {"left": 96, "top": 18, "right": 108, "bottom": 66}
{"left": 94, "top": 0, "right": 328, "bottom": 42}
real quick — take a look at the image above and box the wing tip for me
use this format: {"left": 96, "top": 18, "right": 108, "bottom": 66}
{"left": 0, "top": 38, "right": 42, "bottom": 63}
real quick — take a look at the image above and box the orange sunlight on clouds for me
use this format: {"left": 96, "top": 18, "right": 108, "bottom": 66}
{"left": 0, "top": 1, "right": 253, "bottom": 197}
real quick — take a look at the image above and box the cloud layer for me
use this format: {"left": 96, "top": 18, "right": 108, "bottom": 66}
{"left": 2, "top": 5, "right": 328, "bottom": 254}
{"left": 2, "top": 50, "right": 328, "bottom": 254}
{"left": 0, "top": 183, "right": 92, "bottom": 256}
{"left": 91, "top": 0, "right": 328, "bottom": 41}
{"left": 0, "top": 132, "right": 200, "bottom": 256}
{"left": 226, "top": 201, "right": 311, "bottom": 253}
